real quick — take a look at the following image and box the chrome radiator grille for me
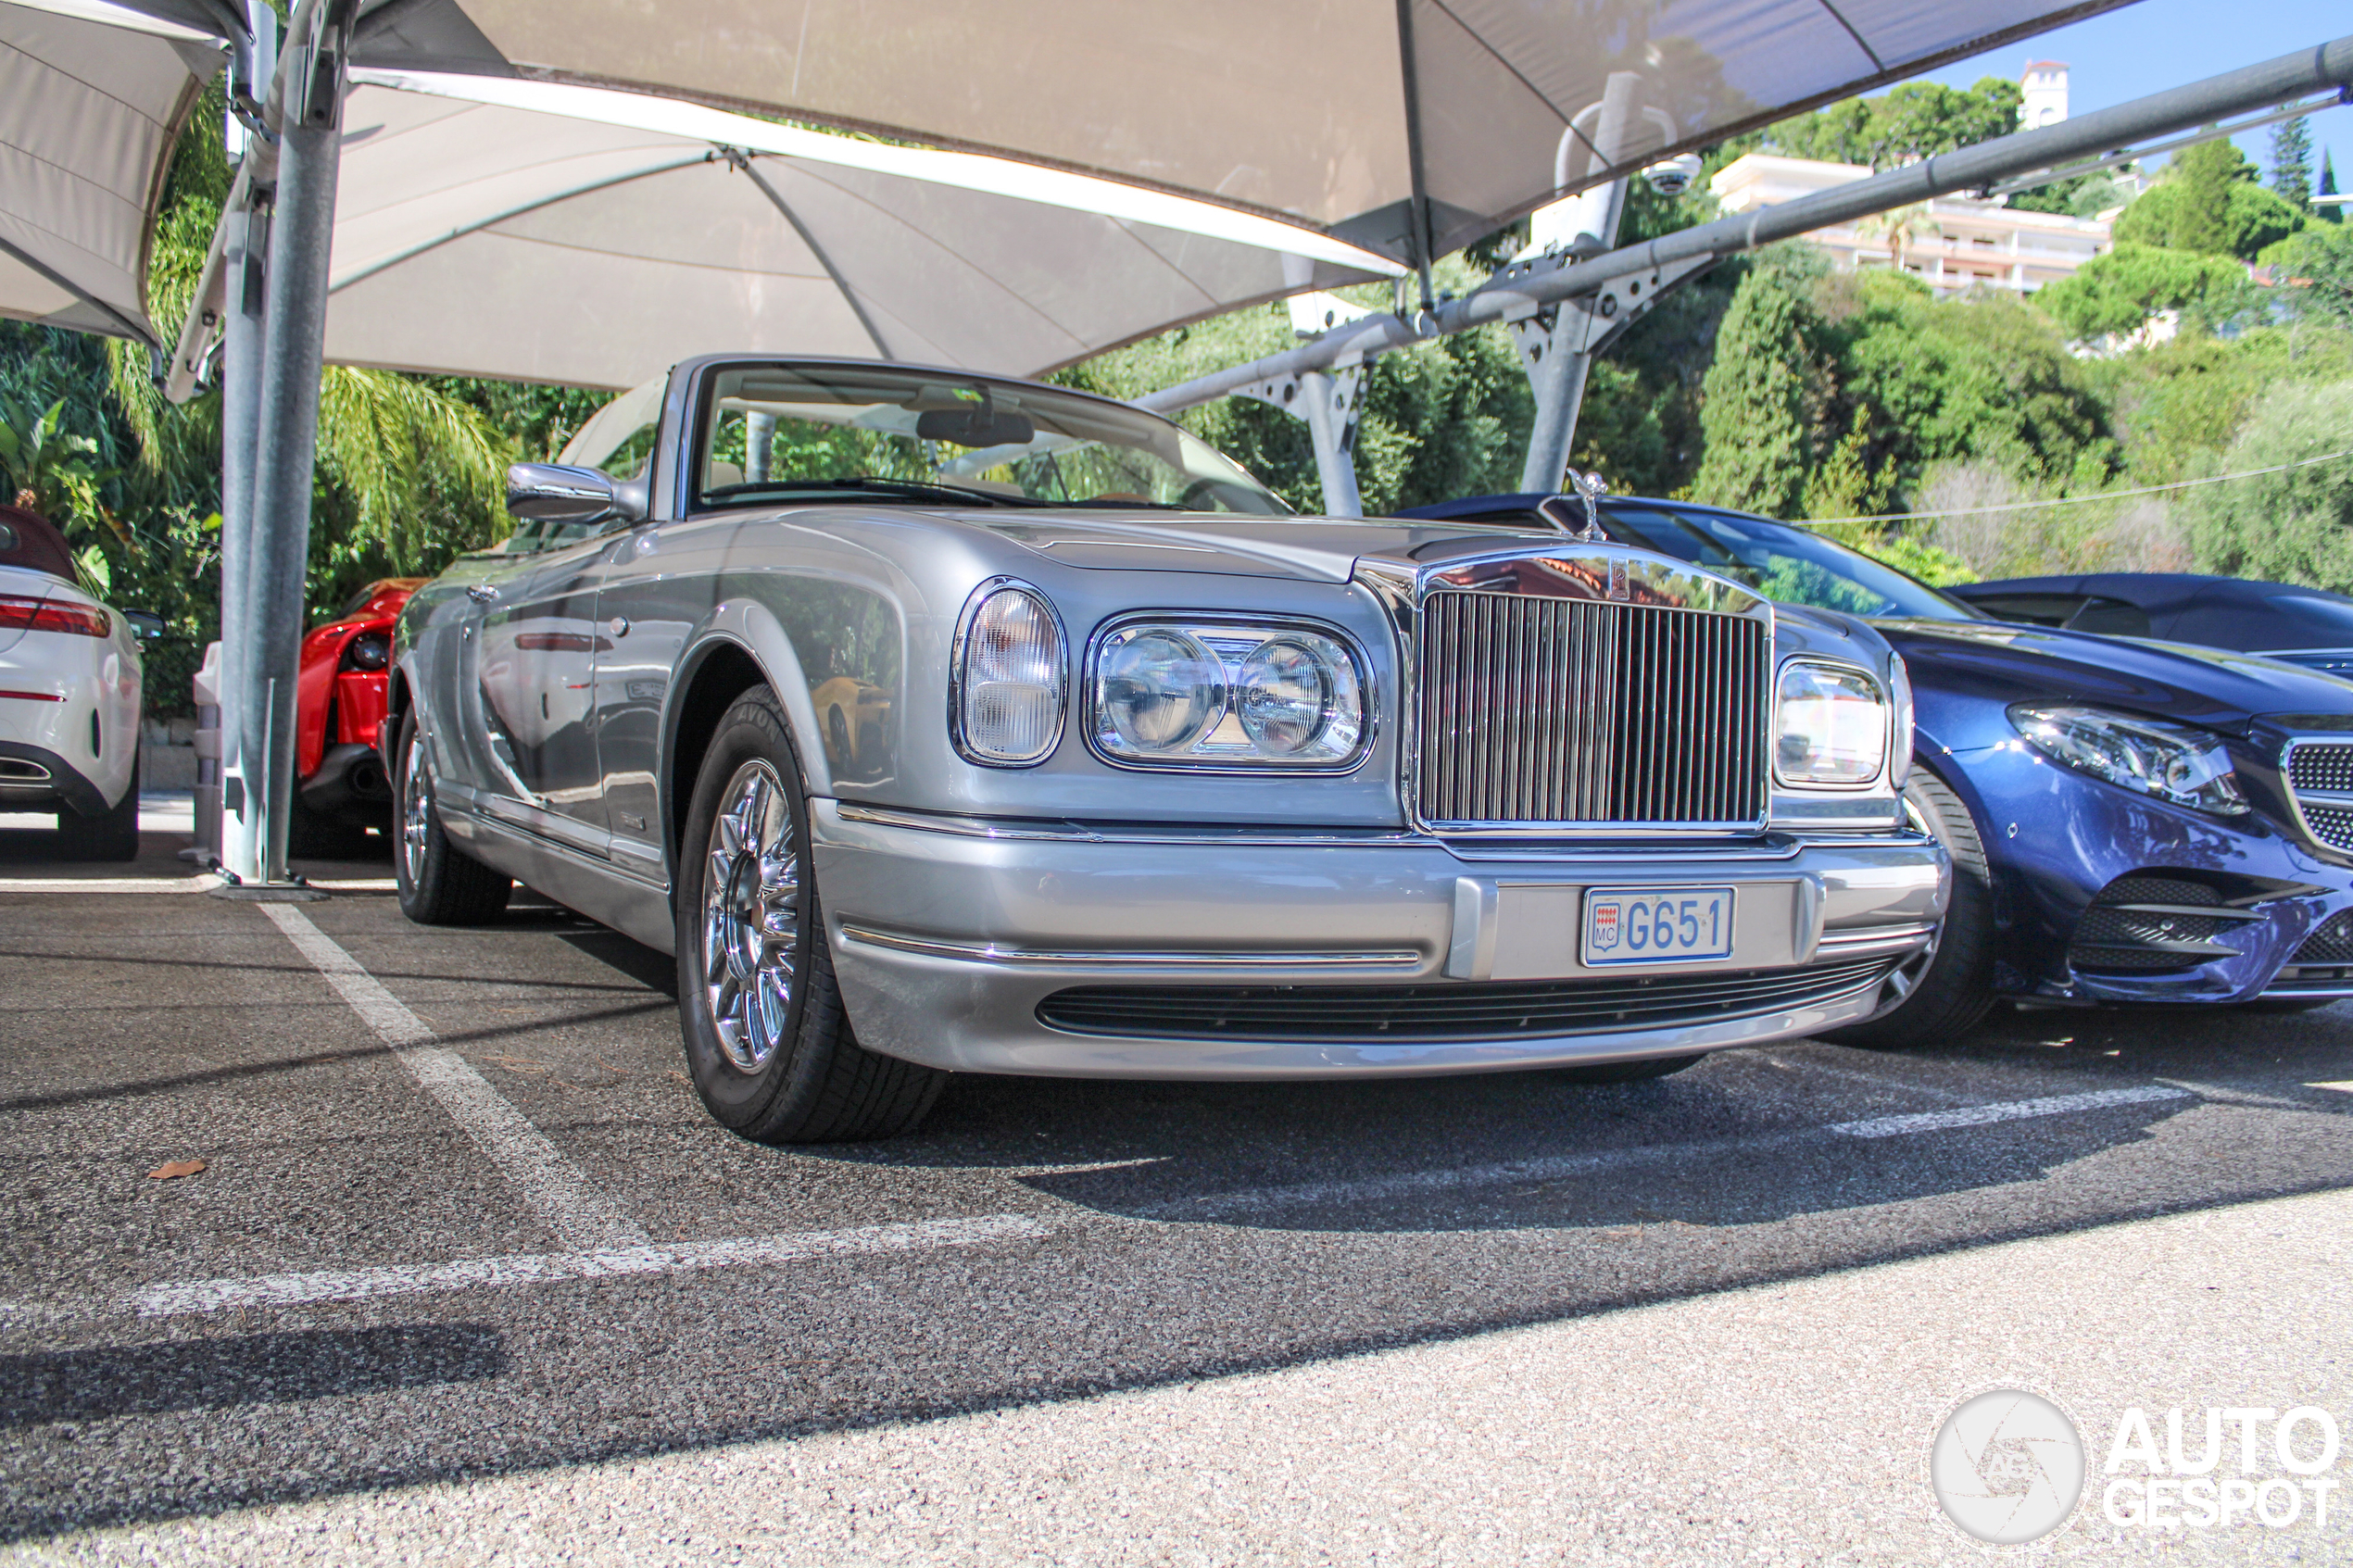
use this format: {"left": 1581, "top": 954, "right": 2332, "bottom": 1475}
{"left": 1415, "top": 592, "right": 1768, "bottom": 828}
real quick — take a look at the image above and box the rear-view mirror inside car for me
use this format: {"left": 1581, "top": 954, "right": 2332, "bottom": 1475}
{"left": 915, "top": 407, "right": 1036, "bottom": 448}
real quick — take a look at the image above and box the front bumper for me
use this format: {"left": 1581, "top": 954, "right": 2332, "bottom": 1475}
{"left": 812, "top": 801, "right": 1948, "bottom": 1078}
{"left": 1944, "top": 741, "right": 2353, "bottom": 1005}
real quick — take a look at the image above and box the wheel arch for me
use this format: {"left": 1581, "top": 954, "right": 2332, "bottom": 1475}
{"left": 663, "top": 608, "right": 832, "bottom": 873}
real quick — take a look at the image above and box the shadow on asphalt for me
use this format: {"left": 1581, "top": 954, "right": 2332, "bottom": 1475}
{"left": 0, "top": 1326, "right": 507, "bottom": 1427}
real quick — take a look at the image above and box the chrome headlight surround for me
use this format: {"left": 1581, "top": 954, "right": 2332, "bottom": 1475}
{"left": 1085, "top": 613, "right": 1372, "bottom": 771}
{"left": 1774, "top": 658, "right": 1891, "bottom": 789}
{"left": 2008, "top": 703, "right": 2249, "bottom": 817}
{"left": 949, "top": 577, "right": 1067, "bottom": 768}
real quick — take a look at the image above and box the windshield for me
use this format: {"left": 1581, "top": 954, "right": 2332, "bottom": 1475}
{"left": 1604, "top": 505, "right": 1976, "bottom": 621}
{"left": 691, "top": 363, "right": 1289, "bottom": 515}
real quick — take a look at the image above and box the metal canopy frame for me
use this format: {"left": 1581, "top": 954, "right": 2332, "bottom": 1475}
{"left": 1139, "top": 33, "right": 2353, "bottom": 519}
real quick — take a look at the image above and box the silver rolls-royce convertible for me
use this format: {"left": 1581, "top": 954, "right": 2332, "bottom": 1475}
{"left": 385, "top": 356, "right": 1947, "bottom": 1142}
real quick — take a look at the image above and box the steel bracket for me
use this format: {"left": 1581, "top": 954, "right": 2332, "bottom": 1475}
{"left": 1509, "top": 254, "right": 1718, "bottom": 384}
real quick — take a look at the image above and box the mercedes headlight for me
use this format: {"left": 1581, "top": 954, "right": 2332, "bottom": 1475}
{"left": 1091, "top": 620, "right": 1366, "bottom": 768}
{"left": 2008, "top": 704, "right": 2247, "bottom": 816}
{"left": 953, "top": 582, "right": 1065, "bottom": 766}
{"left": 1776, "top": 660, "right": 1888, "bottom": 786}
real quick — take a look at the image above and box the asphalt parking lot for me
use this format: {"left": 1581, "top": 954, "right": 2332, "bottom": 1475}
{"left": 4, "top": 807, "right": 2352, "bottom": 1563}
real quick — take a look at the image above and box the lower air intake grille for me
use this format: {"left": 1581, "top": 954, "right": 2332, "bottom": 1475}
{"left": 1415, "top": 592, "right": 1768, "bottom": 828}
{"left": 1037, "top": 956, "right": 1894, "bottom": 1043}
{"left": 2294, "top": 910, "right": 2353, "bottom": 967}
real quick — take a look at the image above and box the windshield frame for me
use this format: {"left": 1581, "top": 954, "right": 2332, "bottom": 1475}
{"left": 1596, "top": 500, "right": 1984, "bottom": 623}
{"left": 677, "top": 358, "right": 1291, "bottom": 520}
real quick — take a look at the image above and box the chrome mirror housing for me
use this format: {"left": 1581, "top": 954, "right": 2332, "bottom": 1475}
{"left": 506, "top": 462, "right": 643, "bottom": 526}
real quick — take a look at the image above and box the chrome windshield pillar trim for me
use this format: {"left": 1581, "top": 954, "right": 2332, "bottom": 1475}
{"left": 836, "top": 922, "right": 1426, "bottom": 971}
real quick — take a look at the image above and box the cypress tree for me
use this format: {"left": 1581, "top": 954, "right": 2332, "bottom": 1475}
{"left": 1691, "top": 270, "right": 1813, "bottom": 518}
{"left": 2170, "top": 138, "right": 2242, "bottom": 257}
{"left": 2321, "top": 150, "right": 2343, "bottom": 225}
{"left": 2271, "top": 117, "right": 2314, "bottom": 211}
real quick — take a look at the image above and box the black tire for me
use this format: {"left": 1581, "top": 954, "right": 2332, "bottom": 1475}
{"left": 1818, "top": 767, "right": 1997, "bottom": 1049}
{"left": 675, "top": 687, "right": 944, "bottom": 1144}
{"left": 53, "top": 747, "right": 139, "bottom": 862}
{"left": 392, "top": 709, "right": 511, "bottom": 925}
{"left": 1553, "top": 1053, "right": 1704, "bottom": 1084}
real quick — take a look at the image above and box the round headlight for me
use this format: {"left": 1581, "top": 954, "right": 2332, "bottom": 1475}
{"left": 343, "top": 631, "right": 391, "bottom": 671}
{"left": 1236, "top": 637, "right": 1332, "bottom": 755}
{"left": 1100, "top": 629, "right": 1224, "bottom": 755}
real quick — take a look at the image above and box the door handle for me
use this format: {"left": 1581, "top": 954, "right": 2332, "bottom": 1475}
{"left": 610, "top": 616, "right": 630, "bottom": 637}
{"left": 467, "top": 584, "right": 500, "bottom": 604}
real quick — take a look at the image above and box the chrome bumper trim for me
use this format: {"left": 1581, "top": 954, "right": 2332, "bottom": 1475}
{"left": 833, "top": 802, "right": 1426, "bottom": 847}
{"left": 1816, "top": 922, "right": 1936, "bottom": 959}
{"left": 837, "top": 922, "right": 1426, "bottom": 971}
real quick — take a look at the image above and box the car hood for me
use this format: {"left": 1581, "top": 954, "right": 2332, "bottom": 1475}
{"left": 975, "top": 513, "right": 1533, "bottom": 583}
{"left": 1877, "top": 617, "right": 2353, "bottom": 734}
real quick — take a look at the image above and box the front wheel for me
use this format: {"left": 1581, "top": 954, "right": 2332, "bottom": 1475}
{"left": 1817, "top": 768, "right": 1997, "bottom": 1049}
{"left": 392, "top": 710, "right": 511, "bottom": 925}
{"left": 675, "top": 688, "right": 944, "bottom": 1144}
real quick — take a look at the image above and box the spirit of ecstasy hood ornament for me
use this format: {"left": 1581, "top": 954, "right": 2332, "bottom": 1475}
{"left": 1566, "top": 470, "right": 1610, "bottom": 541}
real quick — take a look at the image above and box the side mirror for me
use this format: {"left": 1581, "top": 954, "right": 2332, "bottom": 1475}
{"left": 506, "top": 463, "right": 644, "bottom": 526}
{"left": 120, "top": 608, "right": 166, "bottom": 640}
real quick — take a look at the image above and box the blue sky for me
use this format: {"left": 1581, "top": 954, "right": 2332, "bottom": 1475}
{"left": 1913, "top": 0, "right": 2346, "bottom": 180}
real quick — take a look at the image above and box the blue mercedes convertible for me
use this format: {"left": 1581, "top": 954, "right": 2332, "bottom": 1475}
{"left": 1403, "top": 493, "right": 2353, "bottom": 1047}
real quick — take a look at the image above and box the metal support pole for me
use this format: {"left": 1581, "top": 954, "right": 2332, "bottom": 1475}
{"left": 213, "top": 192, "right": 270, "bottom": 878}
{"left": 217, "top": 0, "right": 347, "bottom": 898}
{"left": 1299, "top": 371, "right": 1364, "bottom": 517}
{"left": 1232, "top": 365, "right": 1365, "bottom": 517}
{"left": 1517, "top": 178, "right": 1624, "bottom": 495}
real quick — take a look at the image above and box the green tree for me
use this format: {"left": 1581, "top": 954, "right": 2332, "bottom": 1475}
{"left": 2032, "top": 244, "right": 2251, "bottom": 340}
{"left": 2183, "top": 379, "right": 2353, "bottom": 588}
{"left": 2171, "top": 137, "right": 2241, "bottom": 256}
{"left": 1690, "top": 266, "right": 1817, "bottom": 516}
{"left": 2322, "top": 151, "right": 2344, "bottom": 226}
{"left": 2271, "top": 223, "right": 2353, "bottom": 332}
{"left": 1749, "top": 78, "right": 2021, "bottom": 170}
{"left": 2117, "top": 139, "right": 2305, "bottom": 259}
{"left": 2271, "top": 117, "right": 2315, "bottom": 212}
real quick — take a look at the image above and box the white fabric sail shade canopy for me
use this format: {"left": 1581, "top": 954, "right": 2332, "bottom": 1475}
{"left": 307, "top": 71, "right": 1400, "bottom": 388}
{"left": 324, "top": 0, "right": 2134, "bottom": 267}
{"left": 0, "top": 0, "right": 220, "bottom": 341}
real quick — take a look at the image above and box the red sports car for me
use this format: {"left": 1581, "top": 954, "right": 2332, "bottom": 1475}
{"left": 289, "top": 577, "right": 423, "bottom": 853}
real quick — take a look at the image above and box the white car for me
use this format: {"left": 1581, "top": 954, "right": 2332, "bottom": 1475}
{"left": 0, "top": 505, "right": 144, "bottom": 859}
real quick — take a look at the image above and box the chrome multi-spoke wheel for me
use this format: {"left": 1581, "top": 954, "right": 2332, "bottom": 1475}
{"left": 391, "top": 709, "right": 512, "bottom": 926}
{"left": 674, "top": 687, "right": 943, "bottom": 1142}
{"left": 398, "top": 727, "right": 432, "bottom": 888}
{"left": 699, "top": 759, "right": 803, "bottom": 1072}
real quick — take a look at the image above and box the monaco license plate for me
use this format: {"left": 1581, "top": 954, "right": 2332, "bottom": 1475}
{"left": 1581, "top": 886, "right": 1736, "bottom": 966}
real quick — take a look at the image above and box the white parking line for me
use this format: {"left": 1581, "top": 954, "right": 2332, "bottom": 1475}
{"left": 257, "top": 902, "right": 649, "bottom": 1252}
{"left": 128, "top": 1215, "right": 1052, "bottom": 1317}
{"left": 1826, "top": 1084, "right": 2195, "bottom": 1138}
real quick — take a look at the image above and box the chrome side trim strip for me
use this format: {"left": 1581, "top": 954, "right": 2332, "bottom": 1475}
{"left": 837, "top": 922, "right": 1426, "bottom": 970}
